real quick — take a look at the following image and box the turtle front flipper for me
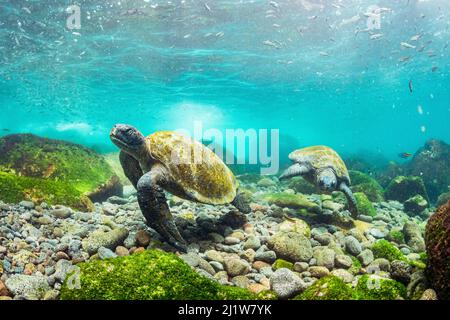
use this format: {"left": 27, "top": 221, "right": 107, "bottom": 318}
{"left": 119, "top": 151, "right": 143, "bottom": 189}
{"left": 136, "top": 167, "right": 188, "bottom": 252}
{"left": 231, "top": 189, "right": 251, "bottom": 214}
{"left": 279, "top": 163, "right": 309, "bottom": 180}
{"left": 339, "top": 182, "right": 358, "bottom": 219}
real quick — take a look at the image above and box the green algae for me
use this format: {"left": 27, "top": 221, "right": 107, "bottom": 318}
{"left": 60, "top": 250, "right": 272, "bottom": 300}
{"left": 354, "top": 192, "right": 377, "bottom": 217}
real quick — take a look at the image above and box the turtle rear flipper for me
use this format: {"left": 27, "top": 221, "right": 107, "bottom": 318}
{"left": 231, "top": 190, "right": 251, "bottom": 214}
{"left": 340, "top": 182, "right": 358, "bottom": 218}
{"left": 136, "top": 167, "right": 188, "bottom": 252}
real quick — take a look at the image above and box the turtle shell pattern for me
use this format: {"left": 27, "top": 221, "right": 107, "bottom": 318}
{"left": 288, "top": 145, "right": 351, "bottom": 184}
{"left": 147, "top": 131, "right": 237, "bottom": 204}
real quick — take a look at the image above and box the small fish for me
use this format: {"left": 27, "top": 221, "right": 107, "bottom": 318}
{"left": 409, "top": 80, "right": 413, "bottom": 93}
{"left": 204, "top": 3, "right": 211, "bottom": 13}
{"left": 399, "top": 56, "right": 411, "bottom": 62}
{"left": 269, "top": 1, "right": 279, "bottom": 9}
{"left": 2, "top": 128, "right": 10, "bottom": 132}
{"left": 370, "top": 33, "right": 383, "bottom": 40}
{"left": 398, "top": 152, "right": 412, "bottom": 159}
{"left": 401, "top": 42, "right": 416, "bottom": 49}
{"left": 319, "top": 51, "right": 330, "bottom": 56}
{"left": 410, "top": 34, "right": 422, "bottom": 41}
{"left": 432, "top": 66, "right": 439, "bottom": 72}
{"left": 263, "top": 40, "right": 281, "bottom": 49}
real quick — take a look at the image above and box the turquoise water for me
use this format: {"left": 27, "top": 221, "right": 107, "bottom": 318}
{"left": 0, "top": 0, "right": 449, "bottom": 166}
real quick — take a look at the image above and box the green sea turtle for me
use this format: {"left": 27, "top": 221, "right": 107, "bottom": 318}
{"left": 110, "top": 124, "right": 250, "bottom": 252}
{"left": 279, "top": 145, "right": 358, "bottom": 218}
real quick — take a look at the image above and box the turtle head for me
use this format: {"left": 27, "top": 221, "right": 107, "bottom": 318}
{"left": 317, "top": 168, "right": 337, "bottom": 192}
{"left": 110, "top": 124, "right": 145, "bottom": 157}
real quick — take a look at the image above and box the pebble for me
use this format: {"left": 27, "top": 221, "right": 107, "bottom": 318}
{"left": 224, "top": 236, "right": 241, "bottom": 245}
{"left": 308, "top": 266, "right": 330, "bottom": 278}
{"left": 135, "top": 230, "right": 152, "bottom": 248}
{"left": 344, "top": 236, "right": 362, "bottom": 256}
{"left": 335, "top": 254, "right": 353, "bottom": 269}
{"left": 98, "top": 247, "right": 118, "bottom": 260}
{"left": 115, "top": 246, "right": 129, "bottom": 256}
{"left": 268, "top": 232, "right": 312, "bottom": 262}
{"left": 313, "top": 247, "right": 335, "bottom": 269}
{"left": 209, "top": 261, "right": 224, "bottom": 272}
{"left": 224, "top": 258, "right": 250, "bottom": 277}
{"left": 243, "top": 235, "right": 261, "bottom": 250}
{"left": 248, "top": 283, "right": 268, "bottom": 294}
{"left": 331, "top": 269, "right": 354, "bottom": 283}
{"left": 357, "top": 249, "right": 374, "bottom": 266}
{"left": 254, "top": 250, "right": 277, "bottom": 263}
{"left": 19, "top": 201, "right": 35, "bottom": 209}
{"left": 5, "top": 274, "right": 50, "bottom": 300}
{"left": 270, "top": 268, "right": 307, "bottom": 299}
{"left": 293, "top": 262, "right": 309, "bottom": 273}
{"left": 231, "top": 275, "right": 250, "bottom": 288}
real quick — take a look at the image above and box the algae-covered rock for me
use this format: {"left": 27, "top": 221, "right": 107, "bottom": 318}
{"left": 0, "top": 134, "right": 122, "bottom": 211}
{"left": 409, "top": 139, "right": 450, "bottom": 203}
{"left": 425, "top": 200, "right": 450, "bottom": 300}
{"left": 371, "top": 240, "right": 405, "bottom": 262}
{"left": 403, "top": 221, "right": 425, "bottom": 253}
{"left": 354, "top": 192, "right": 377, "bottom": 217}
{"left": 272, "top": 259, "right": 294, "bottom": 271}
{"left": 349, "top": 171, "right": 384, "bottom": 202}
{"left": 437, "top": 192, "right": 450, "bottom": 207}
{"left": 60, "top": 250, "right": 268, "bottom": 300}
{"left": 354, "top": 274, "right": 407, "bottom": 300}
{"left": 263, "top": 192, "right": 320, "bottom": 213}
{"left": 404, "top": 195, "right": 428, "bottom": 216}
{"left": 384, "top": 176, "right": 429, "bottom": 204}
{"left": 294, "top": 275, "right": 355, "bottom": 300}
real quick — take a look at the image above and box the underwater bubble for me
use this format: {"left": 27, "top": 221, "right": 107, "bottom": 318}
{"left": 418, "top": 105, "right": 423, "bottom": 115}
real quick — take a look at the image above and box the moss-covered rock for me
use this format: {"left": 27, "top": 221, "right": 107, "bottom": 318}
{"left": 354, "top": 192, "right": 377, "bottom": 217}
{"left": 404, "top": 195, "right": 429, "bottom": 216}
{"left": 436, "top": 192, "right": 450, "bottom": 207}
{"left": 349, "top": 171, "right": 384, "bottom": 202}
{"left": 387, "top": 229, "right": 405, "bottom": 244}
{"left": 409, "top": 139, "right": 450, "bottom": 203}
{"left": 0, "top": 134, "right": 122, "bottom": 211}
{"left": 371, "top": 240, "right": 405, "bottom": 262}
{"left": 272, "top": 259, "right": 294, "bottom": 271}
{"left": 355, "top": 275, "right": 407, "bottom": 300}
{"left": 60, "top": 249, "right": 272, "bottom": 300}
{"left": 0, "top": 171, "right": 94, "bottom": 211}
{"left": 263, "top": 192, "right": 320, "bottom": 213}
{"left": 384, "top": 176, "right": 429, "bottom": 204}
{"left": 294, "top": 274, "right": 407, "bottom": 301}
{"left": 294, "top": 276, "right": 356, "bottom": 300}
{"left": 425, "top": 200, "right": 450, "bottom": 300}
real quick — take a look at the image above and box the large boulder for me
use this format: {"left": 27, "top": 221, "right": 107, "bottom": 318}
{"left": 409, "top": 139, "right": 450, "bottom": 203}
{"left": 0, "top": 134, "right": 122, "bottom": 211}
{"left": 425, "top": 200, "right": 450, "bottom": 300}
{"left": 384, "top": 176, "right": 429, "bottom": 203}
